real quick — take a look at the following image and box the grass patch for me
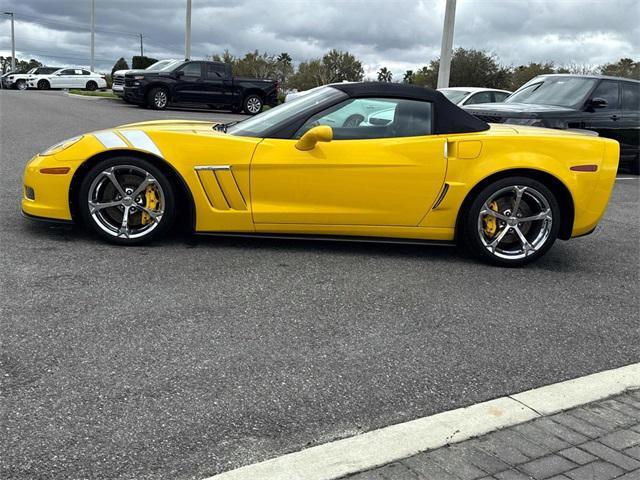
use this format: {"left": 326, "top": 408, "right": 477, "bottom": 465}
{"left": 69, "top": 89, "right": 118, "bottom": 98}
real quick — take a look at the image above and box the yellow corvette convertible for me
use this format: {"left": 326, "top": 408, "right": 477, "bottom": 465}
{"left": 22, "top": 82, "right": 619, "bottom": 266}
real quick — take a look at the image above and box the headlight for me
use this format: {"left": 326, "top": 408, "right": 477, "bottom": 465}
{"left": 503, "top": 118, "right": 545, "bottom": 127}
{"left": 41, "top": 136, "right": 83, "bottom": 156}
{"left": 133, "top": 75, "right": 145, "bottom": 80}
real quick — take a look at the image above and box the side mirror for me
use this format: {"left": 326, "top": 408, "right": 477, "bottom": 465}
{"left": 589, "top": 97, "right": 608, "bottom": 109}
{"left": 175, "top": 70, "right": 184, "bottom": 78}
{"left": 295, "top": 125, "right": 333, "bottom": 151}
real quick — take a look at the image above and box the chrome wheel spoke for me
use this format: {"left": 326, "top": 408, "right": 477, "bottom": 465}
{"left": 518, "top": 209, "right": 551, "bottom": 223}
{"left": 89, "top": 200, "right": 122, "bottom": 213}
{"left": 487, "top": 227, "right": 511, "bottom": 252}
{"left": 131, "top": 174, "right": 152, "bottom": 198}
{"left": 514, "top": 226, "right": 535, "bottom": 255}
{"left": 512, "top": 186, "right": 526, "bottom": 215}
{"left": 138, "top": 205, "right": 163, "bottom": 222}
{"left": 103, "top": 168, "right": 127, "bottom": 197}
{"left": 118, "top": 206, "right": 130, "bottom": 238}
{"left": 480, "top": 204, "right": 509, "bottom": 221}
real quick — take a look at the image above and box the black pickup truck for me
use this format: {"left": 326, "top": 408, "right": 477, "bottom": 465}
{"left": 123, "top": 60, "right": 278, "bottom": 114}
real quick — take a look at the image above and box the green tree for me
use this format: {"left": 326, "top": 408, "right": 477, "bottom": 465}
{"left": 403, "top": 70, "right": 414, "bottom": 84}
{"left": 111, "top": 57, "right": 129, "bottom": 77}
{"left": 275, "top": 52, "right": 294, "bottom": 91}
{"left": 377, "top": 67, "right": 393, "bottom": 82}
{"left": 600, "top": 58, "right": 639, "bottom": 80}
{"left": 510, "top": 62, "right": 555, "bottom": 90}
{"left": 211, "top": 49, "right": 236, "bottom": 64}
{"left": 234, "top": 50, "right": 277, "bottom": 79}
{"left": 131, "top": 55, "right": 158, "bottom": 69}
{"left": 289, "top": 50, "right": 364, "bottom": 91}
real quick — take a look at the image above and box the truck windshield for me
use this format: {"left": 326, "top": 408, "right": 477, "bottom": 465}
{"left": 506, "top": 77, "right": 598, "bottom": 108}
{"left": 227, "top": 86, "right": 347, "bottom": 138}
{"left": 147, "top": 60, "right": 180, "bottom": 71}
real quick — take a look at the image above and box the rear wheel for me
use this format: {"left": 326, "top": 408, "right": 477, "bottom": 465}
{"left": 78, "top": 157, "right": 176, "bottom": 245}
{"left": 37, "top": 79, "right": 50, "bottom": 90}
{"left": 243, "top": 94, "right": 263, "bottom": 115}
{"left": 147, "top": 87, "right": 169, "bottom": 109}
{"left": 16, "top": 79, "right": 27, "bottom": 90}
{"left": 86, "top": 80, "right": 98, "bottom": 91}
{"left": 462, "top": 177, "right": 561, "bottom": 266}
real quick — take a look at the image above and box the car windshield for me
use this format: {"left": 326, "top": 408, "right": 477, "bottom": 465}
{"left": 440, "top": 89, "right": 470, "bottom": 104}
{"left": 227, "top": 86, "right": 347, "bottom": 137}
{"left": 506, "top": 77, "right": 598, "bottom": 107}
{"left": 147, "top": 60, "right": 179, "bottom": 71}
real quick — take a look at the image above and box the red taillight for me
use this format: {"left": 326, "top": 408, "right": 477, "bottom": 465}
{"left": 570, "top": 165, "right": 598, "bottom": 172}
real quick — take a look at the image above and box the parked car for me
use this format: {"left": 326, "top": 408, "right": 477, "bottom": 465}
{"left": 22, "top": 82, "right": 619, "bottom": 266}
{"left": 0, "top": 69, "right": 19, "bottom": 89}
{"left": 2, "top": 66, "right": 61, "bottom": 90}
{"left": 27, "top": 68, "right": 107, "bottom": 91}
{"left": 123, "top": 60, "right": 278, "bottom": 114}
{"left": 439, "top": 87, "right": 511, "bottom": 106}
{"left": 464, "top": 74, "right": 640, "bottom": 173}
{"left": 112, "top": 59, "right": 180, "bottom": 98}
{"left": 284, "top": 82, "right": 353, "bottom": 103}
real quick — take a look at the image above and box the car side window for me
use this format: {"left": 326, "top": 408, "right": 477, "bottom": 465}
{"left": 589, "top": 80, "right": 620, "bottom": 109}
{"left": 295, "top": 97, "right": 433, "bottom": 140}
{"left": 205, "top": 63, "right": 226, "bottom": 79}
{"left": 181, "top": 62, "right": 202, "bottom": 78}
{"left": 493, "top": 92, "right": 509, "bottom": 102}
{"left": 464, "top": 91, "right": 492, "bottom": 105}
{"left": 60, "top": 69, "right": 75, "bottom": 75}
{"left": 621, "top": 82, "right": 640, "bottom": 111}
{"left": 82, "top": 70, "right": 91, "bottom": 75}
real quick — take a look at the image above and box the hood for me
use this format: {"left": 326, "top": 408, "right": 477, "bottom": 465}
{"left": 116, "top": 119, "right": 221, "bottom": 132}
{"left": 114, "top": 68, "right": 147, "bottom": 76}
{"left": 464, "top": 102, "right": 577, "bottom": 117}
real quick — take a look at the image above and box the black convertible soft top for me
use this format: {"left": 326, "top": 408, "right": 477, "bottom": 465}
{"left": 332, "top": 82, "right": 490, "bottom": 135}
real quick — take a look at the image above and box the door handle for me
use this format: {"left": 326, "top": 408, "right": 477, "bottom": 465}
{"left": 610, "top": 114, "right": 620, "bottom": 121}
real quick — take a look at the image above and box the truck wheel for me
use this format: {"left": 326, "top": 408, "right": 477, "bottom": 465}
{"left": 16, "top": 80, "right": 27, "bottom": 90}
{"left": 147, "top": 87, "right": 169, "bottom": 110}
{"left": 37, "top": 80, "right": 50, "bottom": 90}
{"left": 243, "top": 94, "right": 263, "bottom": 115}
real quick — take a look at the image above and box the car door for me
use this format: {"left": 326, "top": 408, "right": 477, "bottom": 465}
{"left": 619, "top": 81, "right": 640, "bottom": 161}
{"left": 173, "top": 62, "right": 204, "bottom": 102}
{"left": 581, "top": 79, "right": 623, "bottom": 144}
{"left": 52, "top": 69, "right": 75, "bottom": 88}
{"left": 202, "top": 63, "right": 229, "bottom": 106}
{"left": 250, "top": 97, "right": 447, "bottom": 227}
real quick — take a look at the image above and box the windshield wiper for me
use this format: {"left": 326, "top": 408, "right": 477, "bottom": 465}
{"left": 213, "top": 121, "right": 240, "bottom": 133}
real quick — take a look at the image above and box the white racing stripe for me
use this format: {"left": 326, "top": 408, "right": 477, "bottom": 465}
{"left": 94, "top": 131, "right": 127, "bottom": 149}
{"left": 616, "top": 177, "right": 639, "bottom": 180}
{"left": 204, "top": 363, "right": 640, "bottom": 480}
{"left": 118, "top": 130, "right": 163, "bottom": 157}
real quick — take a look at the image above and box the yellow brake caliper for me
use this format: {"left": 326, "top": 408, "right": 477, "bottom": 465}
{"left": 483, "top": 201, "right": 499, "bottom": 238}
{"left": 141, "top": 185, "right": 159, "bottom": 225}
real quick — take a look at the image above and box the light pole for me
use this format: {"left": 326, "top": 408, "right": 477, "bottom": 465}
{"left": 437, "top": 0, "right": 457, "bottom": 88}
{"left": 185, "top": 0, "right": 192, "bottom": 60}
{"left": 90, "top": 0, "right": 95, "bottom": 71}
{"left": 3, "top": 12, "right": 15, "bottom": 71}
{"left": 138, "top": 33, "right": 144, "bottom": 57}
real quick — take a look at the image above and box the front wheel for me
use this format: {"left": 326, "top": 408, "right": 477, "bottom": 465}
{"left": 37, "top": 80, "right": 50, "bottom": 90}
{"left": 147, "top": 87, "right": 169, "bottom": 110}
{"left": 86, "top": 80, "right": 98, "bottom": 91}
{"left": 16, "top": 79, "right": 27, "bottom": 90}
{"left": 78, "top": 157, "right": 176, "bottom": 245}
{"left": 243, "top": 94, "right": 263, "bottom": 115}
{"left": 461, "top": 177, "right": 561, "bottom": 266}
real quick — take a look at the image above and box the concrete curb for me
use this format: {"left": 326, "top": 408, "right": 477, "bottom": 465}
{"left": 65, "top": 92, "right": 117, "bottom": 100}
{"left": 204, "top": 363, "right": 640, "bottom": 480}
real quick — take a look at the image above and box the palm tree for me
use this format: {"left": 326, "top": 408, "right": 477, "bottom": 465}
{"left": 377, "top": 67, "right": 393, "bottom": 82}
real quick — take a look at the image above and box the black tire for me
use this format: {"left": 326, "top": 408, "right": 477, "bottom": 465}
{"left": 243, "top": 94, "right": 263, "bottom": 115}
{"left": 147, "top": 87, "right": 169, "bottom": 110}
{"left": 629, "top": 154, "right": 640, "bottom": 175}
{"left": 342, "top": 114, "right": 364, "bottom": 127}
{"left": 37, "top": 79, "right": 50, "bottom": 90}
{"left": 461, "top": 176, "right": 561, "bottom": 267}
{"left": 77, "top": 156, "right": 176, "bottom": 245}
{"left": 86, "top": 81, "right": 98, "bottom": 91}
{"left": 16, "top": 79, "right": 27, "bottom": 91}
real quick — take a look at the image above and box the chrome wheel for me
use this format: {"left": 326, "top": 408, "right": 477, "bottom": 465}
{"left": 154, "top": 90, "right": 168, "bottom": 108}
{"left": 477, "top": 185, "right": 553, "bottom": 260}
{"left": 87, "top": 165, "right": 165, "bottom": 239}
{"left": 245, "top": 96, "right": 262, "bottom": 114}
{"left": 16, "top": 80, "right": 27, "bottom": 90}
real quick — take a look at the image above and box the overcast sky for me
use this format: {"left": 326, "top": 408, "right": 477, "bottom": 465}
{"left": 0, "top": 0, "right": 638, "bottom": 76}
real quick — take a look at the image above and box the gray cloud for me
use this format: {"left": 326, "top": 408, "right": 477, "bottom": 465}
{"left": 0, "top": 0, "right": 637, "bottom": 76}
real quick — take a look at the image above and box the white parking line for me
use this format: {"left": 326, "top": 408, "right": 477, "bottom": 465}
{"left": 204, "top": 363, "right": 640, "bottom": 480}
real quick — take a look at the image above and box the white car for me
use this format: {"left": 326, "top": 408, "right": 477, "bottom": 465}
{"left": 438, "top": 87, "right": 511, "bottom": 106}
{"left": 2, "top": 67, "right": 61, "bottom": 90}
{"left": 27, "top": 68, "right": 107, "bottom": 91}
{"left": 112, "top": 59, "right": 180, "bottom": 97}
{"left": 285, "top": 82, "right": 354, "bottom": 103}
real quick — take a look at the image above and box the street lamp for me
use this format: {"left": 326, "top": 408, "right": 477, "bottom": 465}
{"left": 3, "top": 12, "right": 15, "bottom": 71}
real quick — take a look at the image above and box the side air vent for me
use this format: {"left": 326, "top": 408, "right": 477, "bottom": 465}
{"left": 195, "top": 166, "right": 247, "bottom": 211}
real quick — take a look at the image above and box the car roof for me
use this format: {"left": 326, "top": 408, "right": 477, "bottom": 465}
{"left": 534, "top": 73, "right": 640, "bottom": 84}
{"left": 439, "top": 87, "right": 511, "bottom": 93}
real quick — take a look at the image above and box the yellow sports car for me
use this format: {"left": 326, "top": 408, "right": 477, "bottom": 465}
{"left": 22, "top": 82, "right": 619, "bottom": 266}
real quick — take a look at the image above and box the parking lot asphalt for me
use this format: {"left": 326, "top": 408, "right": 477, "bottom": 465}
{"left": 1, "top": 90, "right": 639, "bottom": 480}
